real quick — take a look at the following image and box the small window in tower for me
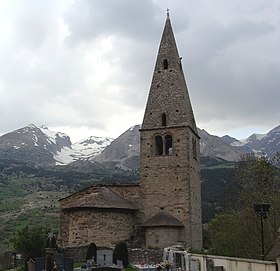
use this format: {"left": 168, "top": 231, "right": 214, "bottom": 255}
{"left": 162, "top": 113, "right": 167, "bottom": 126}
{"left": 180, "top": 57, "right": 183, "bottom": 72}
{"left": 163, "top": 59, "right": 168, "bottom": 70}
{"left": 165, "top": 134, "right": 173, "bottom": 155}
{"left": 192, "top": 138, "right": 197, "bottom": 160}
{"left": 155, "top": 135, "right": 163, "bottom": 156}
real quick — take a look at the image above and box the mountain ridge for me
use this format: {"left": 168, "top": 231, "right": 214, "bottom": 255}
{"left": 0, "top": 124, "right": 279, "bottom": 167}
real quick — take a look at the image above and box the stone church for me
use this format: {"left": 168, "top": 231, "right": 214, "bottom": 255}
{"left": 59, "top": 14, "right": 202, "bottom": 251}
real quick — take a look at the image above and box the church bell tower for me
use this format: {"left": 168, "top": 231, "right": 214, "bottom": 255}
{"left": 140, "top": 12, "right": 202, "bottom": 249}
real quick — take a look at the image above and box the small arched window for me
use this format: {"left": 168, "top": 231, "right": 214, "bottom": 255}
{"left": 163, "top": 59, "right": 168, "bottom": 70}
{"left": 192, "top": 138, "right": 197, "bottom": 160}
{"left": 155, "top": 135, "right": 163, "bottom": 156}
{"left": 165, "top": 135, "right": 173, "bottom": 155}
{"left": 162, "top": 113, "right": 167, "bottom": 126}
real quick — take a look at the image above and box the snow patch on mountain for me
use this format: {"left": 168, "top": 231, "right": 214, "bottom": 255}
{"left": 40, "top": 125, "right": 69, "bottom": 145}
{"left": 239, "top": 133, "right": 267, "bottom": 144}
{"left": 54, "top": 146, "right": 75, "bottom": 165}
{"left": 54, "top": 136, "right": 114, "bottom": 165}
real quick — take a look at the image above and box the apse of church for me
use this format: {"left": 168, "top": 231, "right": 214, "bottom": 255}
{"left": 58, "top": 13, "right": 202, "bottom": 251}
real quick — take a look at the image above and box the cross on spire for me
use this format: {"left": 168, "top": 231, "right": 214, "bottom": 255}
{"left": 166, "top": 8, "right": 170, "bottom": 19}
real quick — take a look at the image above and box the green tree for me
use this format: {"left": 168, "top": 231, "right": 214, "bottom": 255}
{"left": 206, "top": 154, "right": 280, "bottom": 259}
{"left": 11, "top": 226, "right": 48, "bottom": 262}
{"left": 235, "top": 154, "right": 277, "bottom": 208}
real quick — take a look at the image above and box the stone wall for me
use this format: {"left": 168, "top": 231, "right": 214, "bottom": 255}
{"left": 129, "top": 248, "right": 163, "bottom": 265}
{"left": 62, "top": 246, "right": 88, "bottom": 262}
{"left": 67, "top": 209, "right": 136, "bottom": 247}
{"left": 145, "top": 227, "right": 180, "bottom": 249}
{"left": 110, "top": 185, "right": 142, "bottom": 207}
{"left": 61, "top": 246, "right": 163, "bottom": 265}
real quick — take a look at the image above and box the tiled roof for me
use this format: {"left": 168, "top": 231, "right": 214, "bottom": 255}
{"left": 142, "top": 211, "right": 184, "bottom": 227}
{"left": 61, "top": 186, "right": 138, "bottom": 211}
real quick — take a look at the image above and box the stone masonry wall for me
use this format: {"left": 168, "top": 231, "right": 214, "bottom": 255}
{"left": 61, "top": 246, "right": 163, "bottom": 265}
{"left": 129, "top": 248, "right": 163, "bottom": 265}
{"left": 67, "top": 209, "right": 136, "bottom": 248}
{"left": 110, "top": 185, "right": 142, "bottom": 208}
{"left": 145, "top": 227, "right": 180, "bottom": 249}
{"left": 140, "top": 127, "right": 202, "bottom": 249}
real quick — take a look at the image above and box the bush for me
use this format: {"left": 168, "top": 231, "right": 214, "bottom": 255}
{"left": 113, "top": 242, "right": 129, "bottom": 268}
{"left": 86, "top": 243, "right": 97, "bottom": 261}
{"left": 11, "top": 226, "right": 48, "bottom": 262}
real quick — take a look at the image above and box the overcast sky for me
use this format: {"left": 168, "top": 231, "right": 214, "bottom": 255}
{"left": 0, "top": 0, "right": 279, "bottom": 142}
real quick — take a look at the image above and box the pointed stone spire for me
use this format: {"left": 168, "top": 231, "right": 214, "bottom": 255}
{"left": 140, "top": 15, "right": 202, "bottom": 250}
{"left": 142, "top": 15, "right": 198, "bottom": 136}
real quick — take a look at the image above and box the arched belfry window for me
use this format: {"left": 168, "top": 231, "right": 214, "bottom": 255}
{"left": 165, "top": 135, "right": 173, "bottom": 155}
{"left": 162, "top": 113, "right": 166, "bottom": 126}
{"left": 163, "top": 59, "right": 168, "bottom": 70}
{"left": 155, "top": 135, "right": 163, "bottom": 156}
{"left": 154, "top": 134, "right": 173, "bottom": 156}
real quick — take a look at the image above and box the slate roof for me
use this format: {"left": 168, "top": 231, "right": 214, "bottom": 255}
{"left": 61, "top": 186, "right": 138, "bottom": 211}
{"left": 142, "top": 211, "right": 184, "bottom": 227}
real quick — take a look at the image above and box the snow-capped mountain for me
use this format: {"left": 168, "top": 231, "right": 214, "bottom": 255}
{"left": 229, "top": 125, "right": 280, "bottom": 159}
{"left": 0, "top": 124, "right": 113, "bottom": 166}
{"left": 0, "top": 124, "right": 279, "bottom": 167}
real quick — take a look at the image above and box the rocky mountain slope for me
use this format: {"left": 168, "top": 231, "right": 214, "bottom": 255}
{"left": 93, "top": 125, "right": 140, "bottom": 170}
{"left": 92, "top": 125, "right": 280, "bottom": 169}
{"left": 0, "top": 124, "right": 279, "bottom": 168}
{"left": 199, "top": 129, "right": 244, "bottom": 161}
{"left": 235, "top": 125, "right": 280, "bottom": 158}
{"left": 0, "top": 124, "right": 113, "bottom": 166}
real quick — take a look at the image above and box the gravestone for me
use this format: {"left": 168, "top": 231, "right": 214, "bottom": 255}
{"left": 64, "top": 257, "right": 74, "bottom": 271}
{"left": 116, "top": 260, "right": 123, "bottom": 269}
{"left": 35, "top": 254, "right": 73, "bottom": 271}
{"left": 35, "top": 257, "right": 45, "bottom": 271}
{"left": 27, "top": 259, "right": 35, "bottom": 271}
{"left": 53, "top": 253, "right": 64, "bottom": 270}
{"left": 97, "top": 250, "right": 113, "bottom": 266}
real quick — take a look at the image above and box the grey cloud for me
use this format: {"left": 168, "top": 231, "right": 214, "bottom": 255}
{"left": 63, "top": 0, "right": 162, "bottom": 45}
{"left": 10, "top": 0, "right": 58, "bottom": 50}
{"left": 0, "top": 0, "right": 279, "bottom": 141}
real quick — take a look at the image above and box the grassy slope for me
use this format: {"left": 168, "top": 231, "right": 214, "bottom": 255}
{"left": 0, "top": 176, "right": 70, "bottom": 255}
